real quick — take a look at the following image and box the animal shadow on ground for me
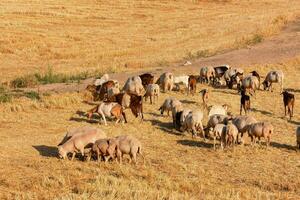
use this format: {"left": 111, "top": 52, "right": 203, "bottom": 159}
{"left": 181, "top": 99, "right": 197, "bottom": 104}
{"left": 271, "top": 142, "right": 296, "bottom": 151}
{"left": 288, "top": 120, "right": 300, "bottom": 125}
{"left": 69, "top": 117, "right": 99, "bottom": 124}
{"left": 33, "top": 145, "right": 58, "bottom": 157}
{"left": 75, "top": 110, "right": 87, "bottom": 117}
{"left": 251, "top": 108, "right": 272, "bottom": 116}
{"left": 212, "top": 89, "right": 238, "bottom": 95}
{"left": 145, "top": 119, "right": 182, "bottom": 136}
{"left": 285, "top": 88, "right": 300, "bottom": 93}
{"left": 147, "top": 112, "right": 163, "bottom": 118}
{"left": 177, "top": 139, "right": 213, "bottom": 149}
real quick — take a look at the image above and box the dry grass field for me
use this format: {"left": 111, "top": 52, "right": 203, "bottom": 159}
{"left": 1, "top": 0, "right": 300, "bottom": 81}
{"left": 0, "top": 57, "right": 299, "bottom": 199}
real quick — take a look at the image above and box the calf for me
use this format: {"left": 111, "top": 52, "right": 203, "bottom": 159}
{"left": 281, "top": 91, "right": 295, "bottom": 120}
{"left": 188, "top": 75, "right": 197, "bottom": 95}
{"left": 139, "top": 73, "right": 154, "bottom": 88}
{"left": 240, "top": 87, "right": 251, "bottom": 115}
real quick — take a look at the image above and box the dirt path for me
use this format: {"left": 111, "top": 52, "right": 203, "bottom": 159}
{"left": 25, "top": 18, "right": 300, "bottom": 94}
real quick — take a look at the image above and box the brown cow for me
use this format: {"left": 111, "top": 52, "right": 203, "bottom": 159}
{"left": 139, "top": 73, "right": 154, "bottom": 88}
{"left": 188, "top": 75, "right": 197, "bottom": 95}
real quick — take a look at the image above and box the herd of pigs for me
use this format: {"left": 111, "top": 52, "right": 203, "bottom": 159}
{"left": 57, "top": 65, "right": 299, "bottom": 164}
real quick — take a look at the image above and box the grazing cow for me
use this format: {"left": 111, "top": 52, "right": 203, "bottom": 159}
{"left": 123, "top": 76, "right": 145, "bottom": 96}
{"left": 281, "top": 91, "right": 295, "bottom": 120}
{"left": 296, "top": 127, "right": 300, "bottom": 149}
{"left": 240, "top": 86, "right": 251, "bottom": 115}
{"left": 58, "top": 127, "right": 107, "bottom": 160}
{"left": 232, "top": 115, "right": 257, "bottom": 144}
{"left": 107, "top": 135, "right": 144, "bottom": 164}
{"left": 199, "top": 89, "right": 209, "bottom": 108}
{"left": 94, "top": 74, "right": 109, "bottom": 86}
{"left": 181, "top": 110, "right": 205, "bottom": 139}
{"left": 156, "top": 72, "right": 174, "bottom": 92}
{"left": 144, "top": 84, "right": 160, "bottom": 104}
{"left": 239, "top": 75, "right": 259, "bottom": 95}
{"left": 87, "top": 102, "right": 127, "bottom": 125}
{"left": 262, "top": 70, "right": 284, "bottom": 92}
{"left": 188, "top": 75, "right": 197, "bottom": 95}
{"left": 174, "top": 75, "right": 189, "bottom": 90}
{"left": 248, "top": 122, "right": 273, "bottom": 147}
{"left": 199, "top": 66, "right": 215, "bottom": 84}
{"left": 129, "top": 94, "right": 144, "bottom": 120}
{"left": 139, "top": 73, "right": 154, "bottom": 88}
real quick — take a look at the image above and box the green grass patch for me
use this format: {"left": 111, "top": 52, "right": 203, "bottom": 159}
{"left": 24, "top": 91, "right": 41, "bottom": 100}
{"left": 10, "top": 67, "right": 104, "bottom": 88}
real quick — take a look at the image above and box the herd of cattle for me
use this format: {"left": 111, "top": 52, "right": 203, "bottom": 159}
{"left": 57, "top": 65, "right": 299, "bottom": 163}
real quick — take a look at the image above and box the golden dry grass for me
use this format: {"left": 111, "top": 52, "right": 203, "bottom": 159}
{"left": 0, "top": 58, "right": 299, "bottom": 199}
{"left": 1, "top": 0, "right": 300, "bottom": 81}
